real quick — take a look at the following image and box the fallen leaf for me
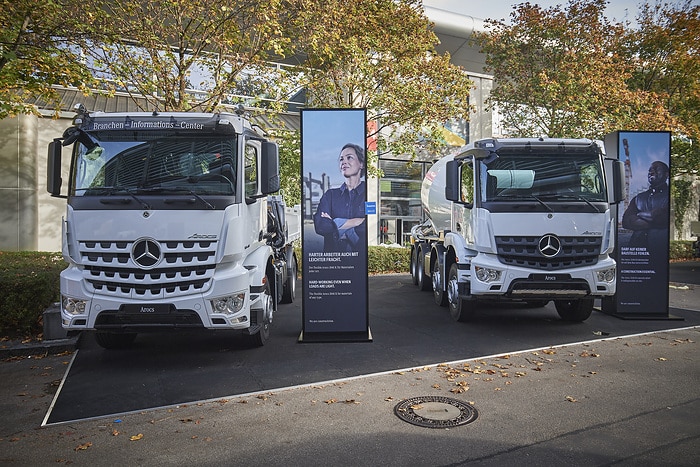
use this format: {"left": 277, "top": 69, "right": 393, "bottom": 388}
{"left": 130, "top": 433, "right": 144, "bottom": 441}
{"left": 657, "top": 357, "right": 667, "bottom": 361}
{"left": 324, "top": 398, "right": 337, "bottom": 404}
{"left": 74, "top": 442, "right": 92, "bottom": 451}
{"left": 565, "top": 396, "right": 578, "bottom": 403}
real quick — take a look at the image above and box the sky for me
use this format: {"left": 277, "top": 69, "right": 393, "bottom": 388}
{"left": 301, "top": 109, "right": 367, "bottom": 190}
{"left": 422, "top": 0, "right": 698, "bottom": 24}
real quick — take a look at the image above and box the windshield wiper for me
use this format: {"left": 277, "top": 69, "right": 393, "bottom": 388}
{"left": 496, "top": 194, "right": 553, "bottom": 212}
{"left": 551, "top": 194, "right": 603, "bottom": 213}
{"left": 78, "top": 186, "right": 152, "bottom": 210}
{"left": 149, "top": 186, "right": 216, "bottom": 210}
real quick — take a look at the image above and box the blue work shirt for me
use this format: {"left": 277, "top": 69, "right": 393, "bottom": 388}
{"left": 313, "top": 181, "right": 366, "bottom": 252}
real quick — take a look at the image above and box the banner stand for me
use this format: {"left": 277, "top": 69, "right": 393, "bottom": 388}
{"left": 298, "top": 329, "right": 373, "bottom": 344}
{"left": 299, "top": 109, "right": 372, "bottom": 343}
{"left": 601, "top": 131, "right": 681, "bottom": 321}
{"left": 599, "top": 298, "right": 684, "bottom": 321}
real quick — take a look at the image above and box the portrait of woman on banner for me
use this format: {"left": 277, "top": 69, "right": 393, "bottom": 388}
{"left": 313, "top": 143, "right": 366, "bottom": 252}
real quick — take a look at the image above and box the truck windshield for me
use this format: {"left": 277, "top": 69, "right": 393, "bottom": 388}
{"left": 71, "top": 133, "right": 236, "bottom": 196}
{"left": 479, "top": 153, "right": 606, "bottom": 203}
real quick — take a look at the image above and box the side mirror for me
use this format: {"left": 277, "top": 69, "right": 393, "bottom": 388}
{"left": 260, "top": 141, "right": 280, "bottom": 195}
{"left": 612, "top": 159, "right": 625, "bottom": 204}
{"left": 47, "top": 139, "right": 63, "bottom": 197}
{"left": 445, "top": 159, "right": 474, "bottom": 208}
{"left": 445, "top": 160, "right": 461, "bottom": 202}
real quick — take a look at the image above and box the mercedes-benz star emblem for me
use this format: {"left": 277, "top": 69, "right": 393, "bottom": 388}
{"left": 131, "top": 238, "right": 162, "bottom": 269}
{"left": 538, "top": 234, "right": 561, "bottom": 258}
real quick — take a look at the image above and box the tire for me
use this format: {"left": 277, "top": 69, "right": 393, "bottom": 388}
{"left": 280, "top": 255, "right": 297, "bottom": 304}
{"left": 447, "top": 263, "right": 476, "bottom": 322}
{"left": 417, "top": 248, "right": 432, "bottom": 292}
{"left": 249, "top": 277, "right": 273, "bottom": 346}
{"left": 432, "top": 259, "right": 447, "bottom": 306}
{"left": 410, "top": 247, "right": 419, "bottom": 285}
{"left": 555, "top": 298, "right": 593, "bottom": 322}
{"left": 94, "top": 331, "right": 137, "bottom": 349}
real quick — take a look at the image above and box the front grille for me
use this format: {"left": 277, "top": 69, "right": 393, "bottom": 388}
{"left": 79, "top": 240, "right": 217, "bottom": 297}
{"left": 495, "top": 236, "right": 601, "bottom": 271}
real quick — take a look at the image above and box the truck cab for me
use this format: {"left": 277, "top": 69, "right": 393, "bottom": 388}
{"left": 47, "top": 107, "right": 299, "bottom": 348}
{"left": 412, "top": 137, "right": 625, "bottom": 322}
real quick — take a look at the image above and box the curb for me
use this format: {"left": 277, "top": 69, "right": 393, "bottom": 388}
{"left": 0, "top": 334, "right": 80, "bottom": 359}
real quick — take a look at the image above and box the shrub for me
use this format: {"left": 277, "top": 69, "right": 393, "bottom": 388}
{"left": 0, "top": 252, "right": 67, "bottom": 338}
{"left": 669, "top": 240, "right": 696, "bottom": 261}
{"left": 367, "top": 245, "right": 410, "bottom": 274}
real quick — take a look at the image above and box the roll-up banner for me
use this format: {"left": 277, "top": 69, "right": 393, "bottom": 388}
{"left": 602, "top": 131, "right": 679, "bottom": 319}
{"left": 299, "top": 109, "right": 372, "bottom": 342}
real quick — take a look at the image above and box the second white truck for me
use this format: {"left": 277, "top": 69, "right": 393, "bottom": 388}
{"left": 410, "top": 137, "right": 625, "bottom": 322}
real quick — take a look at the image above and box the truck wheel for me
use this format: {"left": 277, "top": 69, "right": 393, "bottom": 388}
{"left": 249, "top": 278, "right": 273, "bottom": 346}
{"left": 94, "top": 331, "right": 137, "bottom": 349}
{"left": 410, "top": 247, "right": 419, "bottom": 285}
{"left": 280, "top": 255, "right": 297, "bottom": 304}
{"left": 447, "top": 264, "right": 476, "bottom": 322}
{"left": 555, "top": 298, "right": 593, "bottom": 322}
{"left": 432, "top": 260, "right": 447, "bottom": 306}
{"left": 417, "top": 248, "right": 432, "bottom": 291}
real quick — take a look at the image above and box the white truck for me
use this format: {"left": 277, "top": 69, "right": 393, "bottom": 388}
{"left": 410, "top": 137, "right": 625, "bottom": 322}
{"left": 47, "top": 105, "right": 299, "bottom": 348}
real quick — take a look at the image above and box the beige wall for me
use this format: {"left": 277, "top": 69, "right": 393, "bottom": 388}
{"left": 0, "top": 115, "right": 37, "bottom": 250}
{"left": 37, "top": 115, "right": 73, "bottom": 252}
{"left": 0, "top": 113, "right": 72, "bottom": 252}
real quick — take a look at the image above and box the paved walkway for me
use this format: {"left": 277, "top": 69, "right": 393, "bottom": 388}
{"left": 1, "top": 282, "right": 698, "bottom": 466}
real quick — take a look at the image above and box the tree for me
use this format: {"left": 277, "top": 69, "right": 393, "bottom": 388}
{"left": 86, "top": 0, "right": 299, "bottom": 112}
{"left": 0, "top": 0, "right": 97, "bottom": 118}
{"left": 293, "top": 0, "right": 473, "bottom": 161}
{"left": 474, "top": 0, "right": 673, "bottom": 139}
{"left": 625, "top": 0, "right": 700, "bottom": 178}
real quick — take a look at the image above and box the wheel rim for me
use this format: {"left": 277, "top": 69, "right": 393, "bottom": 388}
{"left": 289, "top": 261, "right": 297, "bottom": 300}
{"left": 448, "top": 274, "right": 459, "bottom": 309}
{"left": 432, "top": 266, "right": 441, "bottom": 292}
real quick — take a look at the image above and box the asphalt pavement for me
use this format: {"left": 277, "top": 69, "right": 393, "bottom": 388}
{"left": 1, "top": 263, "right": 699, "bottom": 466}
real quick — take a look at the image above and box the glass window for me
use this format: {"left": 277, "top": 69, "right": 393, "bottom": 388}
{"left": 244, "top": 143, "right": 258, "bottom": 198}
{"left": 480, "top": 153, "right": 606, "bottom": 202}
{"left": 72, "top": 136, "right": 236, "bottom": 195}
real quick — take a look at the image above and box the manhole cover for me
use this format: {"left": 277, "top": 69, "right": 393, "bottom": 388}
{"left": 394, "top": 395, "right": 478, "bottom": 428}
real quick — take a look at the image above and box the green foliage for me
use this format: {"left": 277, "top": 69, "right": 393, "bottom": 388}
{"left": 475, "top": 0, "right": 673, "bottom": 140}
{"left": 367, "top": 246, "right": 410, "bottom": 274}
{"left": 670, "top": 240, "right": 696, "bottom": 260}
{"left": 0, "top": 0, "right": 99, "bottom": 118}
{"left": 671, "top": 178, "right": 693, "bottom": 239}
{"left": 0, "top": 252, "right": 67, "bottom": 338}
{"left": 293, "top": 0, "right": 473, "bottom": 161}
{"left": 274, "top": 128, "right": 301, "bottom": 206}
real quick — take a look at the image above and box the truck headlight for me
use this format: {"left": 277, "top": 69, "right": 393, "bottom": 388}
{"left": 474, "top": 266, "right": 502, "bottom": 283}
{"left": 211, "top": 292, "right": 246, "bottom": 314}
{"left": 596, "top": 267, "right": 616, "bottom": 283}
{"left": 62, "top": 296, "right": 87, "bottom": 315}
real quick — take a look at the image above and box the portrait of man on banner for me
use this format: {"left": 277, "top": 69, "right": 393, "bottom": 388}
{"left": 617, "top": 133, "right": 671, "bottom": 269}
